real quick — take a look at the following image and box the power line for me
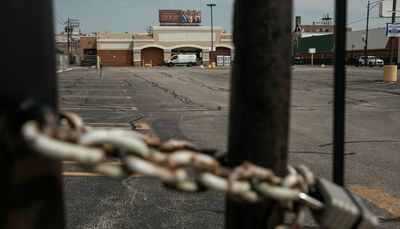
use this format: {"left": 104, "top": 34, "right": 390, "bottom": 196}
{"left": 347, "top": 16, "right": 385, "bottom": 25}
{"left": 66, "top": 18, "right": 80, "bottom": 56}
{"left": 54, "top": 10, "right": 65, "bottom": 25}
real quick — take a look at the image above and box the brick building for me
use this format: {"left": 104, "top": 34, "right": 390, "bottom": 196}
{"left": 76, "top": 36, "right": 97, "bottom": 60}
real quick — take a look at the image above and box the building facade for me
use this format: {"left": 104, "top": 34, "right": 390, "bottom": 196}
{"left": 96, "top": 26, "right": 234, "bottom": 67}
{"left": 294, "top": 27, "right": 398, "bottom": 65}
{"left": 77, "top": 36, "right": 97, "bottom": 59}
{"left": 55, "top": 31, "right": 82, "bottom": 54}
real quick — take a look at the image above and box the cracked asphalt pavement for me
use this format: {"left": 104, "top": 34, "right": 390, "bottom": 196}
{"left": 58, "top": 66, "right": 400, "bottom": 228}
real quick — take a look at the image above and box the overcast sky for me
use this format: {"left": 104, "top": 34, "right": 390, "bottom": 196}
{"left": 53, "top": 0, "right": 395, "bottom": 34}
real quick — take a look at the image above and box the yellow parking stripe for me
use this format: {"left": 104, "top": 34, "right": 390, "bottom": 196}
{"left": 62, "top": 161, "right": 79, "bottom": 165}
{"left": 134, "top": 123, "right": 150, "bottom": 130}
{"left": 63, "top": 172, "right": 105, "bottom": 177}
{"left": 349, "top": 186, "right": 400, "bottom": 216}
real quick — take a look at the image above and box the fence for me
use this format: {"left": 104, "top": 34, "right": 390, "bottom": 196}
{"left": 56, "top": 54, "right": 69, "bottom": 72}
{"left": 1, "top": 0, "right": 350, "bottom": 228}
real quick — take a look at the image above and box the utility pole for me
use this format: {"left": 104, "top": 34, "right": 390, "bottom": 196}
{"left": 226, "top": 0, "right": 291, "bottom": 228}
{"left": 207, "top": 3, "right": 216, "bottom": 64}
{"left": 0, "top": 0, "right": 64, "bottom": 228}
{"left": 65, "top": 18, "right": 80, "bottom": 59}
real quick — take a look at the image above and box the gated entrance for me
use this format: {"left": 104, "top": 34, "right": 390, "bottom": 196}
{"left": 1, "top": 0, "right": 353, "bottom": 228}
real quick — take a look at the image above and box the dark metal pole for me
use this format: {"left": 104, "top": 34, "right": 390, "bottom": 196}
{"left": 211, "top": 6, "right": 214, "bottom": 62}
{"left": 207, "top": 3, "right": 216, "bottom": 64}
{"left": 333, "top": 0, "right": 347, "bottom": 186}
{"left": 364, "top": 1, "right": 370, "bottom": 67}
{"left": 226, "top": 0, "right": 292, "bottom": 228}
{"left": 390, "top": 0, "right": 397, "bottom": 64}
{"left": 67, "top": 18, "right": 71, "bottom": 57}
{"left": 0, "top": 0, "right": 64, "bottom": 228}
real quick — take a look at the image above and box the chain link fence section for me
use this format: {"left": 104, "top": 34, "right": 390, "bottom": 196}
{"left": 56, "top": 54, "right": 69, "bottom": 72}
{"left": 22, "top": 111, "right": 324, "bottom": 227}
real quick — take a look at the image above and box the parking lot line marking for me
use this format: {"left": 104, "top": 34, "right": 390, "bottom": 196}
{"left": 59, "top": 89, "right": 128, "bottom": 92}
{"left": 58, "top": 83, "right": 126, "bottom": 86}
{"left": 349, "top": 186, "right": 400, "bottom": 217}
{"left": 61, "top": 106, "right": 138, "bottom": 112}
{"left": 63, "top": 172, "right": 105, "bottom": 177}
{"left": 92, "top": 127, "right": 132, "bottom": 130}
{"left": 60, "top": 105, "right": 137, "bottom": 110}
{"left": 63, "top": 172, "right": 145, "bottom": 178}
{"left": 62, "top": 161, "right": 79, "bottom": 165}
{"left": 86, "top": 122, "right": 131, "bottom": 127}
{"left": 62, "top": 161, "right": 123, "bottom": 165}
{"left": 134, "top": 123, "right": 150, "bottom": 130}
{"left": 61, "top": 95, "right": 131, "bottom": 100}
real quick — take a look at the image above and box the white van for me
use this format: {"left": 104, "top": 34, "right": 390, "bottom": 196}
{"left": 165, "top": 54, "right": 197, "bottom": 67}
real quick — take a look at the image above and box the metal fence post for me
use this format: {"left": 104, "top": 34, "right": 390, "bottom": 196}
{"left": 0, "top": 0, "right": 64, "bottom": 228}
{"left": 226, "top": 0, "right": 292, "bottom": 228}
{"left": 333, "top": 0, "right": 347, "bottom": 186}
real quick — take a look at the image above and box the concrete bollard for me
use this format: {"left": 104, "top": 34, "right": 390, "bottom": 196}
{"left": 97, "top": 56, "right": 101, "bottom": 69}
{"left": 383, "top": 65, "right": 397, "bottom": 82}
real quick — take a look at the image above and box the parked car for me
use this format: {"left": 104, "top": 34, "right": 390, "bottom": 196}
{"left": 345, "top": 58, "right": 358, "bottom": 66}
{"left": 165, "top": 54, "right": 197, "bottom": 67}
{"left": 357, "top": 56, "right": 384, "bottom": 67}
{"left": 292, "top": 57, "right": 303, "bottom": 65}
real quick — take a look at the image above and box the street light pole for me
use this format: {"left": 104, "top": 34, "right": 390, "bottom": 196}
{"left": 364, "top": 0, "right": 383, "bottom": 67}
{"left": 207, "top": 3, "right": 216, "bottom": 65}
{"left": 390, "top": 0, "right": 397, "bottom": 64}
{"left": 364, "top": 1, "right": 370, "bottom": 67}
{"left": 67, "top": 18, "right": 70, "bottom": 57}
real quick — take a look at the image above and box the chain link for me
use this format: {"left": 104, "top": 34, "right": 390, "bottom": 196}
{"left": 22, "top": 111, "right": 324, "bottom": 227}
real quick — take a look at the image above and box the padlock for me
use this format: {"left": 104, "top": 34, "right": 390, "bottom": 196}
{"left": 309, "top": 177, "right": 379, "bottom": 229}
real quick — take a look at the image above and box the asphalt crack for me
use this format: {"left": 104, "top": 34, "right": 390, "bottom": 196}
{"left": 158, "top": 71, "right": 229, "bottom": 93}
{"left": 177, "top": 77, "right": 230, "bottom": 93}
{"left": 318, "top": 140, "right": 400, "bottom": 147}
{"left": 158, "top": 72, "right": 173, "bottom": 78}
{"left": 131, "top": 72, "right": 204, "bottom": 108}
{"left": 289, "top": 150, "right": 357, "bottom": 156}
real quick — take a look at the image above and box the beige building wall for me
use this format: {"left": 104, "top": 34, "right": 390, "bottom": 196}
{"left": 97, "top": 33, "right": 133, "bottom": 39}
{"left": 97, "top": 26, "right": 234, "bottom": 66}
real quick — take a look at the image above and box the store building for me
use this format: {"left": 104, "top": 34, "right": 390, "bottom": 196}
{"left": 97, "top": 26, "right": 234, "bottom": 67}
{"left": 96, "top": 9, "right": 234, "bottom": 67}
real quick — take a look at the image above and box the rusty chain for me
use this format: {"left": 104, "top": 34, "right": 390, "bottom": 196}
{"left": 21, "top": 111, "right": 325, "bottom": 227}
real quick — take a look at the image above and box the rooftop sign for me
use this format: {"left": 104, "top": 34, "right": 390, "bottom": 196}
{"left": 386, "top": 23, "right": 400, "bottom": 37}
{"left": 159, "top": 10, "right": 201, "bottom": 25}
{"left": 380, "top": 0, "right": 400, "bottom": 18}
